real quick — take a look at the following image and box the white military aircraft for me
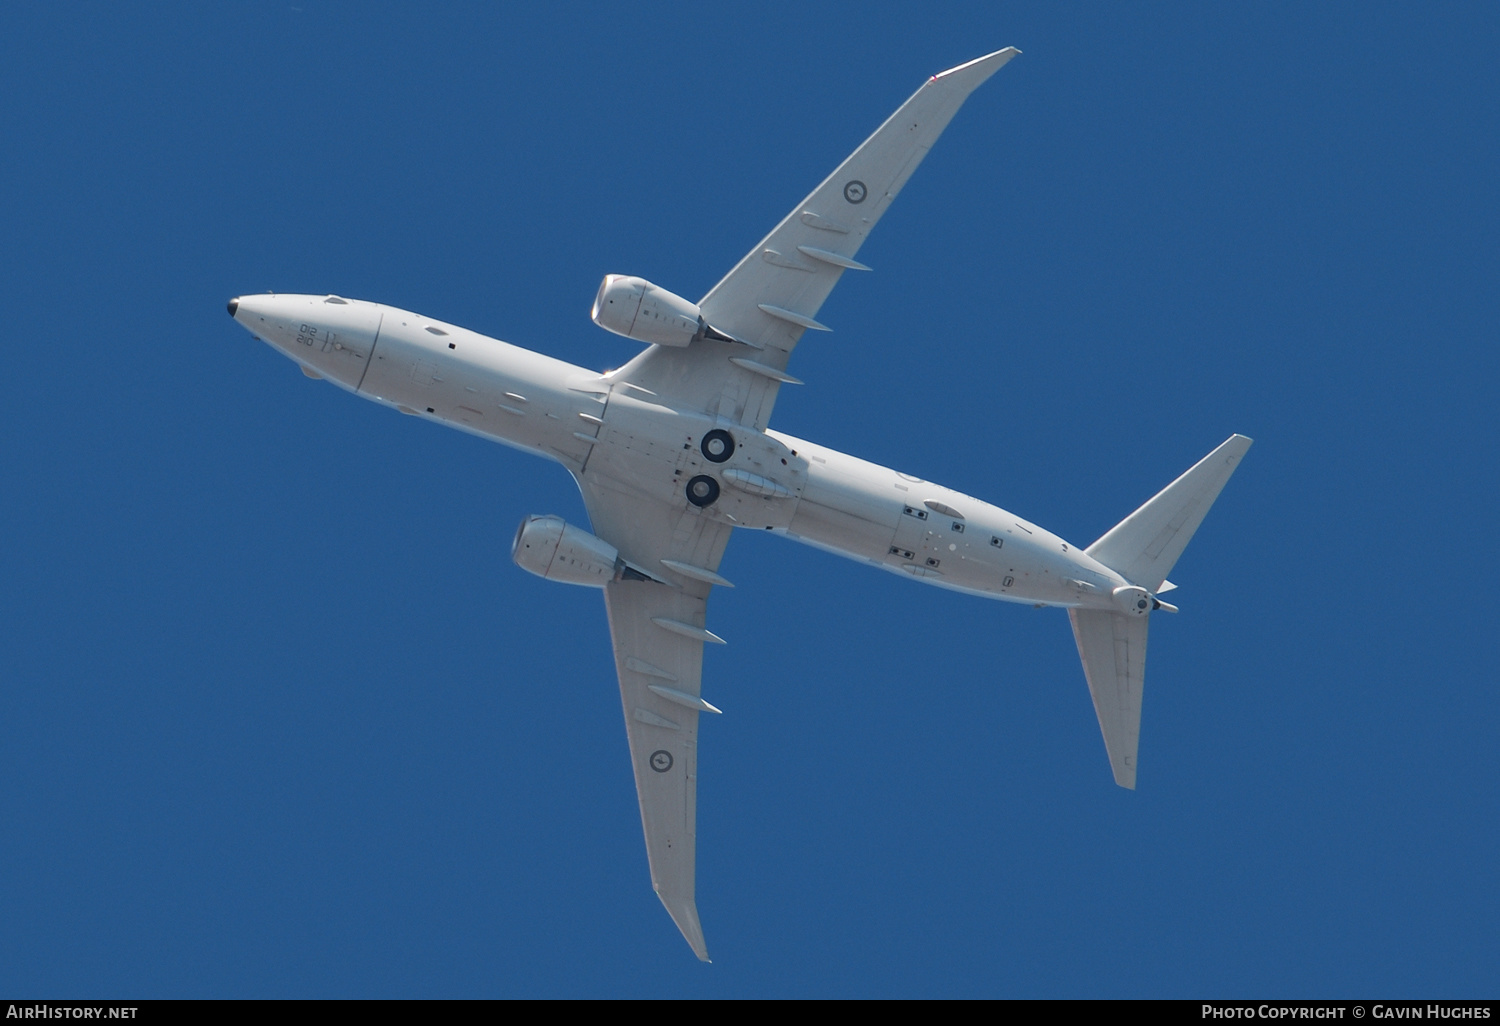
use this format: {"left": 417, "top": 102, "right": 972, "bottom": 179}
{"left": 228, "top": 47, "right": 1250, "bottom": 961}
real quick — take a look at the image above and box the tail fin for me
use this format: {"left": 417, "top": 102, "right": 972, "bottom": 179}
{"left": 1072, "top": 435, "right": 1252, "bottom": 788}
{"left": 1086, "top": 434, "right": 1253, "bottom": 591}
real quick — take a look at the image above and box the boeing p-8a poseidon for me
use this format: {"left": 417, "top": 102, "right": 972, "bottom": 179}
{"left": 228, "top": 48, "right": 1250, "bottom": 960}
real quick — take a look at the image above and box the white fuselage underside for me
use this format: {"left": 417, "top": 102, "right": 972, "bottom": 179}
{"left": 234, "top": 293, "right": 1130, "bottom": 609}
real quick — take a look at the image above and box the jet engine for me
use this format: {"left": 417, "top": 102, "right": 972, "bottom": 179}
{"left": 591, "top": 274, "right": 739, "bottom": 347}
{"left": 512, "top": 515, "right": 623, "bottom": 587}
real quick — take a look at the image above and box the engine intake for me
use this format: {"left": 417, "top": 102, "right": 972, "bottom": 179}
{"left": 591, "top": 275, "right": 740, "bottom": 347}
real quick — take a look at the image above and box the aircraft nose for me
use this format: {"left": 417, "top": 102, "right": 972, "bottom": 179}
{"left": 227, "top": 297, "right": 239, "bottom": 317}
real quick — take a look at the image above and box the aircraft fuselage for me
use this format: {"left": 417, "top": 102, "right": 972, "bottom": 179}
{"left": 232, "top": 292, "right": 1132, "bottom": 611}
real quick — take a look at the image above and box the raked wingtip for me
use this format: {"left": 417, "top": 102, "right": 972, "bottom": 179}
{"left": 660, "top": 892, "right": 711, "bottom": 962}
{"left": 934, "top": 46, "right": 1021, "bottom": 81}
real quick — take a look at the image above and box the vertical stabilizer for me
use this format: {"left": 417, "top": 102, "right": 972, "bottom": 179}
{"left": 1086, "top": 435, "right": 1252, "bottom": 591}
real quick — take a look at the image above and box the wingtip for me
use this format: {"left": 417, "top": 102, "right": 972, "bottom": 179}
{"left": 660, "top": 892, "right": 711, "bottom": 962}
{"left": 933, "top": 46, "right": 1022, "bottom": 82}
{"left": 1219, "top": 434, "right": 1254, "bottom": 461}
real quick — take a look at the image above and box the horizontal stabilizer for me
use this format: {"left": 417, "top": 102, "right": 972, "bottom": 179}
{"left": 1069, "top": 609, "right": 1149, "bottom": 788}
{"left": 1086, "top": 435, "right": 1252, "bottom": 592}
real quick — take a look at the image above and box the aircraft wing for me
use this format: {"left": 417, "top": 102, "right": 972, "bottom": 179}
{"left": 611, "top": 47, "right": 1019, "bottom": 431}
{"left": 602, "top": 578, "right": 718, "bottom": 961}
{"left": 576, "top": 465, "right": 733, "bottom": 961}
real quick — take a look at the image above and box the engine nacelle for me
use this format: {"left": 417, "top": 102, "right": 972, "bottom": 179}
{"left": 512, "top": 515, "right": 621, "bottom": 587}
{"left": 591, "top": 274, "right": 707, "bottom": 347}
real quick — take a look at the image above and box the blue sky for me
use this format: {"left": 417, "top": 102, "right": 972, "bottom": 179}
{"left": 2, "top": 2, "right": 1496, "bottom": 997}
